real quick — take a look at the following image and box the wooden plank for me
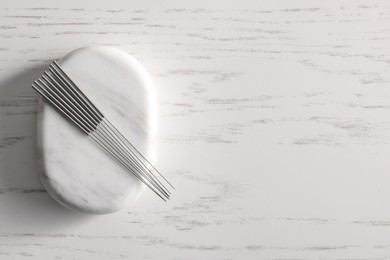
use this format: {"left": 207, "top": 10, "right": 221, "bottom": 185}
{"left": 1, "top": 0, "right": 390, "bottom": 259}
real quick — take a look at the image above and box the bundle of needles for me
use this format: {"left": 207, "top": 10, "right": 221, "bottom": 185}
{"left": 32, "top": 60, "right": 173, "bottom": 201}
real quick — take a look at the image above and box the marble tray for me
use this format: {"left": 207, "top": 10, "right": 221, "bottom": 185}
{"left": 36, "top": 46, "right": 158, "bottom": 214}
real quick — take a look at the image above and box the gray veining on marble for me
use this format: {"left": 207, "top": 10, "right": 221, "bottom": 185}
{"left": 37, "top": 46, "right": 157, "bottom": 214}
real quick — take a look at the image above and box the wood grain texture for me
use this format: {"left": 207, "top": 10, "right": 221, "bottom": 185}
{"left": 1, "top": 0, "right": 390, "bottom": 259}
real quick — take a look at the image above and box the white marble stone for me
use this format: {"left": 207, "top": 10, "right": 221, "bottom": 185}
{"left": 36, "top": 46, "right": 158, "bottom": 214}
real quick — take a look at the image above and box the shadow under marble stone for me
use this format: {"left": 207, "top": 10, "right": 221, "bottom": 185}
{"left": 0, "top": 66, "right": 91, "bottom": 232}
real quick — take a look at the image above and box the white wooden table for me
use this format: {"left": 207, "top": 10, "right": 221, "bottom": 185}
{"left": 1, "top": 0, "right": 390, "bottom": 259}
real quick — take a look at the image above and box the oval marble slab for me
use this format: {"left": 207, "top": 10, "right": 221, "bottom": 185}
{"left": 36, "top": 46, "right": 158, "bottom": 214}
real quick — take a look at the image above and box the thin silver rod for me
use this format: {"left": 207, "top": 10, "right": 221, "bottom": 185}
{"left": 47, "top": 66, "right": 170, "bottom": 197}
{"left": 52, "top": 62, "right": 168, "bottom": 183}
{"left": 37, "top": 76, "right": 169, "bottom": 199}
{"left": 52, "top": 61, "right": 172, "bottom": 193}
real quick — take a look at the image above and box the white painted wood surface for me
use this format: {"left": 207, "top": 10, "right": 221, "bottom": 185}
{"left": 1, "top": 0, "right": 390, "bottom": 259}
